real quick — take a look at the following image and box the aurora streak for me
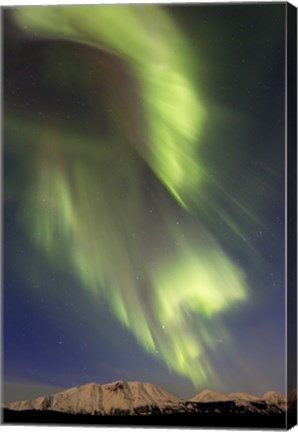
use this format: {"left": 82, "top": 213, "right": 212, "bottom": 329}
{"left": 6, "top": 5, "right": 252, "bottom": 388}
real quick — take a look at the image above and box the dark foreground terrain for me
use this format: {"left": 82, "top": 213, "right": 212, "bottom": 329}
{"left": 3, "top": 405, "right": 295, "bottom": 429}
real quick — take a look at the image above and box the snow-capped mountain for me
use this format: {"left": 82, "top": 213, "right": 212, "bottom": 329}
{"left": 3, "top": 380, "right": 186, "bottom": 416}
{"left": 3, "top": 380, "right": 292, "bottom": 418}
{"left": 262, "top": 390, "right": 287, "bottom": 410}
{"left": 190, "top": 388, "right": 287, "bottom": 405}
{"left": 189, "top": 388, "right": 287, "bottom": 414}
{"left": 190, "top": 389, "right": 231, "bottom": 403}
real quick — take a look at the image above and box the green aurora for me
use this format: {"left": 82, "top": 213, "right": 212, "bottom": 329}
{"left": 6, "top": 5, "right": 252, "bottom": 388}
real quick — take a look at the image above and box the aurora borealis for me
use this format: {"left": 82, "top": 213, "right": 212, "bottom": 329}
{"left": 3, "top": 3, "right": 286, "bottom": 402}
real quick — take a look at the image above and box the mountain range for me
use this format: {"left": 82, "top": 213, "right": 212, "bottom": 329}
{"left": 3, "top": 380, "right": 293, "bottom": 414}
{"left": 2, "top": 380, "right": 297, "bottom": 428}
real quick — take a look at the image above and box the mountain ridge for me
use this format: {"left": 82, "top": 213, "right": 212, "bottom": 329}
{"left": 3, "top": 380, "right": 186, "bottom": 416}
{"left": 3, "top": 379, "right": 291, "bottom": 416}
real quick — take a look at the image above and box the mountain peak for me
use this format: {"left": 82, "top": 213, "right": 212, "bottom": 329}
{"left": 261, "top": 390, "right": 286, "bottom": 410}
{"left": 4, "top": 380, "right": 185, "bottom": 416}
{"left": 190, "top": 388, "right": 287, "bottom": 409}
{"left": 190, "top": 389, "right": 230, "bottom": 403}
{"left": 227, "top": 392, "right": 260, "bottom": 402}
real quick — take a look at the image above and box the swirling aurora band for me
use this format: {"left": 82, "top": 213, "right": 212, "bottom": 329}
{"left": 9, "top": 5, "right": 250, "bottom": 387}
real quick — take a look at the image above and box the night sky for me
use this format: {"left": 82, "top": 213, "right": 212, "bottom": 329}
{"left": 3, "top": 3, "right": 286, "bottom": 403}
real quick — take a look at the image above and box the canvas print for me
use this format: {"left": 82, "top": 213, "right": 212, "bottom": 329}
{"left": 2, "top": 2, "right": 297, "bottom": 429}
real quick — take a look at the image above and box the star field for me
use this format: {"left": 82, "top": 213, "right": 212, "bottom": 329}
{"left": 3, "top": 3, "right": 286, "bottom": 402}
